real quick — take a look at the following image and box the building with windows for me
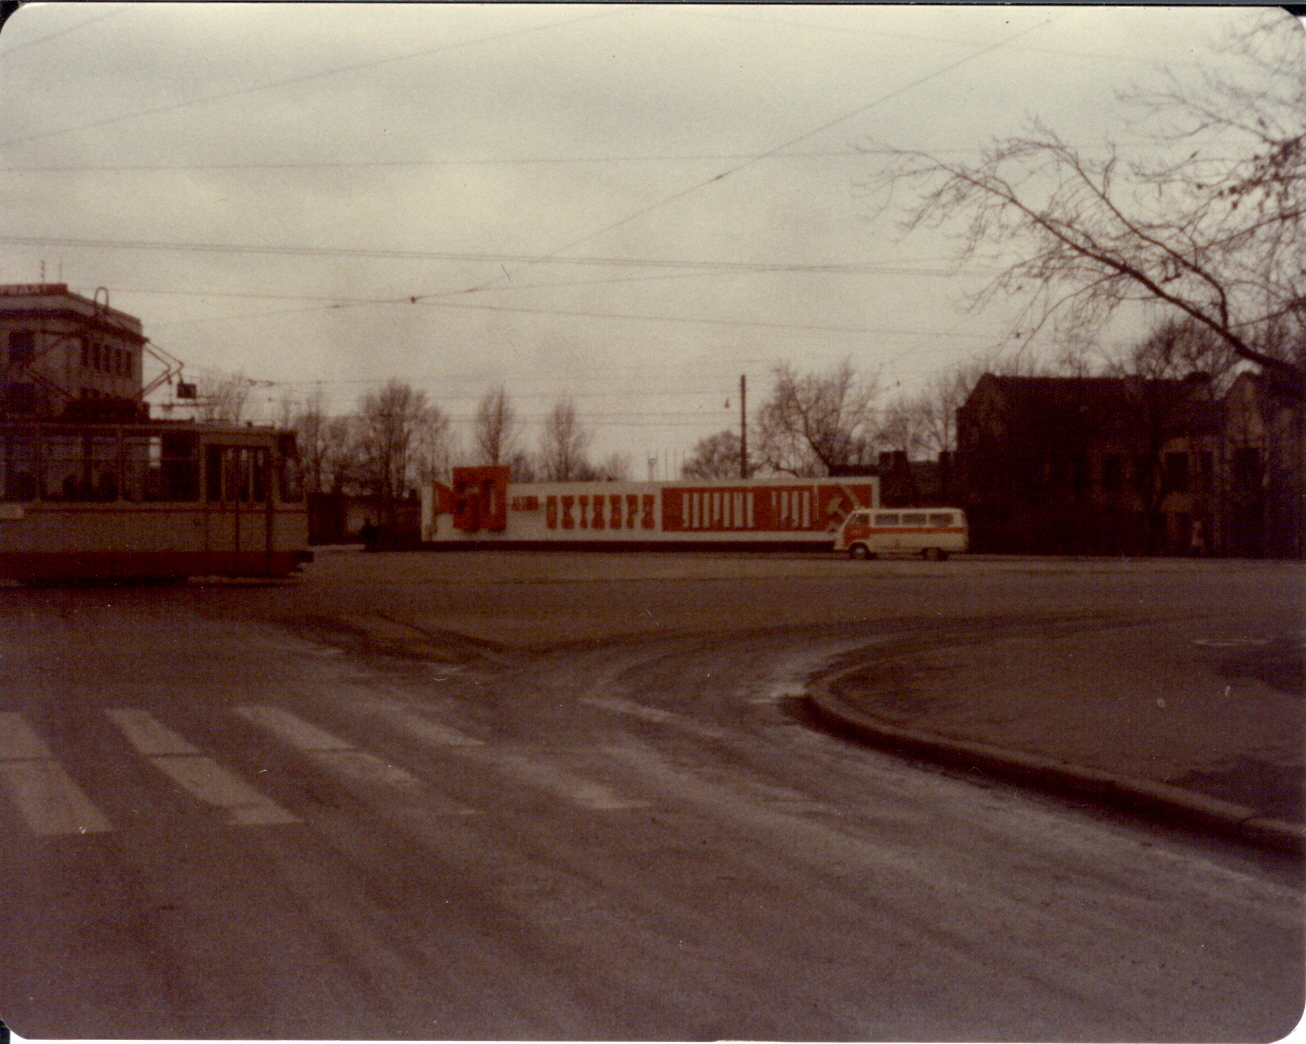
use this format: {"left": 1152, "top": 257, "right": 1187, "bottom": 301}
{"left": 0, "top": 283, "right": 147, "bottom": 421}
{"left": 955, "top": 372, "right": 1302, "bottom": 557}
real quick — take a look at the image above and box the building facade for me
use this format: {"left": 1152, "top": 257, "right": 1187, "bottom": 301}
{"left": 0, "top": 284, "right": 147, "bottom": 421}
{"left": 955, "top": 372, "right": 1303, "bottom": 557}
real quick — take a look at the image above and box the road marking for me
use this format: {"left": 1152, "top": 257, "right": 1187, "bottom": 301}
{"left": 235, "top": 705, "right": 475, "bottom": 814}
{"left": 233, "top": 705, "right": 355, "bottom": 750}
{"left": 0, "top": 712, "right": 54, "bottom": 760}
{"left": 0, "top": 712, "right": 111, "bottom": 835}
{"left": 105, "top": 708, "right": 200, "bottom": 756}
{"left": 342, "top": 700, "right": 637, "bottom": 812}
{"left": 489, "top": 750, "right": 650, "bottom": 811}
{"left": 0, "top": 761, "right": 113, "bottom": 835}
{"left": 149, "top": 756, "right": 300, "bottom": 826}
{"left": 581, "top": 696, "right": 729, "bottom": 741}
{"left": 106, "top": 709, "right": 298, "bottom": 826}
{"left": 366, "top": 704, "right": 484, "bottom": 748}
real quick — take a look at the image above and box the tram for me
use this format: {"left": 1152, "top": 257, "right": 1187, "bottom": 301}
{"left": 423, "top": 466, "right": 879, "bottom": 550}
{"left": 0, "top": 418, "right": 312, "bottom": 582}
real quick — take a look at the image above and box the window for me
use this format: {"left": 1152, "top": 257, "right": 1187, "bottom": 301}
{"left": 42, "top": 433, "right": 118, "bottom": 501}
{"left": 1163, "top": 452, "right": 1189, "bottom": 494}
{"left": 1232, "top": 447, "right": 1260, "bottom": 490}
{"left": 5, "top": 382, "right": 36, "bottom": 413}
{"left": 279, "top": 456, "right": 304, "bottom": 502}
{"left": 206, "top": 445, "right": 267, "bottom": 504}
{"left": 0, "top": 434, "right": 37, "bottom": 502}
{"left": 1133, "top": 454, "right": 1153, "bottom": 496}
{"left": 874, "top": 513, "right": 900, "bottom": 526}
{"left": 8, "top": 331, "right": 34, "bottom": 367}
{"left": 124, "top": 432, "right": 199, "bottom": 502}
{"left": 1101, "top": 454, "right": 1122, "bottom": 494}
{"left": 277, "top": 433, "right": 303, "bottom": 503}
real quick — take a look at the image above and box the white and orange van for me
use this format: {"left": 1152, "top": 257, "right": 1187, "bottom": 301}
{"left": 835, "top": 508, "right": 968, "bottom": 561}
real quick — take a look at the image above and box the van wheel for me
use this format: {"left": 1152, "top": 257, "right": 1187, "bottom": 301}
{"left": 921, "top": 547, "right": 947, "bottom": 562}
{"left": 848, "top": 544, "right": 874, "bottom": 560}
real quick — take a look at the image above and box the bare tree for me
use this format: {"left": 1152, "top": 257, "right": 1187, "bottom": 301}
{"left": 590, "top": 452, "right": 632, "bottom": 481}
{"left": 321, "top": 415, "right": 361, "bottom": 494}
{"left": 413, "top": 405, "right": 456, "bottom": 488}
{"left": 291, "top": 387, "right": 332, "bottom": 494}
{"left": 538, "top": 397, "right": 593, "bottom": 481}
{"left": 194, "top": 372, "right": 253, "bottom": 422}
{"left": 473, "top": 384, "right": 519, "bottom": 466}
{"left": 1108, "top": 315, "right": 1241, "bottom": 387}
{"left": 356, "top": 380, "right": 438, "bottom": 524}
{"left": 504, "top": 449, "right": 537, "bottom": 483}
{"left": 867, "top": 11, "right": 1305, "bottom": 398}
{"left": 754, "top": 360, "right": 880, "bottom": 476}
{"left": 681, "top": 430, "right": 743, "bottom": 479}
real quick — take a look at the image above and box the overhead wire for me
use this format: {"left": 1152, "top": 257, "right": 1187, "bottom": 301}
{"left": 0, "top": 7, "right": 623, "bottom": 150}
{"left": 0, "top": 233, "right": 978, "bottom": 274}
{"left": 430, "top": 10, "right": 1068, "bottom": 303}
{"left": 0, "top": 4, "right": 131, "bottom": 59}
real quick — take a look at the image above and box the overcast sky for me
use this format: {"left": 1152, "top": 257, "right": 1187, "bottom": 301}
{"left": 0, "top": 3, "right": 1292, "bottom": 473}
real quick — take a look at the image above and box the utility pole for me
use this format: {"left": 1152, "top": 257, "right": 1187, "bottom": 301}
{"left": 739, "top": 374, "right": 748, "bottom": 479}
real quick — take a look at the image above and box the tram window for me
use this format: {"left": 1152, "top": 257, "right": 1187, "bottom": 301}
{"left": 0, "top": 434, "right": 37, "bottom": 502}
{"left": 41, "top": 433, "right": 120, "bottom": 501}
{"left": 124, "top": 432, "right": 199, "bottom": 502}
{"left": 250, "top": 449, "right": 267, "bottom": 502}
{"left": 122, "top": 435, "right": 149, "bottom": 501}
{"left": 279, "top": 456, "right": 304, "bottom": 502}
{"left": 207, "top": 445, "right": 268, "bottom": 503}
{"left": 42, "top": 435, "right": 84, "bottom": 501}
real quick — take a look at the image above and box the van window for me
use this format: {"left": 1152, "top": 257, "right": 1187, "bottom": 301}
{"left": 928, "top": 512, "right": 953, "bottom": 526}
{"left": 874, "top": 513, "right": 899, "bottom": 525}
{"left": 902, "top": 512, "right": 927, "bottom": 525}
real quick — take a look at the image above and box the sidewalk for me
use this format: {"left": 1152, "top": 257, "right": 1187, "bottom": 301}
{"left": 808, "top": 616, "right": 1305, "bottom": 854}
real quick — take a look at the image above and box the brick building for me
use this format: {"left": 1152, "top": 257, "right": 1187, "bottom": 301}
{"left": 955, "top": 372, "right": 1303, "bottom": 557}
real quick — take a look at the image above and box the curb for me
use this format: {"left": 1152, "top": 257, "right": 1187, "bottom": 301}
{"left": 807, "top": 667, "right": 1306, "bottom": 858}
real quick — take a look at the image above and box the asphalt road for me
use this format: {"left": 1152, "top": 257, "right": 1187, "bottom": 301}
{"left": 0, "top": 552, "right": 1301, "bottom": 1040}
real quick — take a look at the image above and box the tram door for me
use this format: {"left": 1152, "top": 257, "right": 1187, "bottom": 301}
{"left": 205, "top": 444, "right": 272, "bottom": 573}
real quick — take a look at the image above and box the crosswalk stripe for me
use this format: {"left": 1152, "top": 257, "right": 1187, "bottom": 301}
{"left": 0, "top": 712, "right": 55, "bottom": 761}
{"left": 352, "top": 700, "right": 648, "bottom": 811}
{"left": 0, "top": 761, "right": 113, "bottom": 835}
{"left": 234, "top": 705, "right": 476, "bottom": 815}
{"left": 147, "top": 755, "right": 300, "bottom": 826}
{"left": 365, "top": 704, "right": 484, "bottom": 747}
{"left": 0, "top": 713, "right": 112, "bottom": 835}
{"left": 105, "top": 708, "right": 200, "bottom": 756}
{"left": 488, "top": 750, "right": 650, "bottom": 811}
{"left": 106, "top": 709, "right": 299, "bottom": 827}
{"left": 582, "top": 695, "right": 730, "bottom": 741}
{"left": 233, "top": 706, "right": 352, "bottom": 751}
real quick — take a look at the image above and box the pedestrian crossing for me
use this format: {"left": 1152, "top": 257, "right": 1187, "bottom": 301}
{"left": 0, "top": 696, "right": 769, "bottom": 837}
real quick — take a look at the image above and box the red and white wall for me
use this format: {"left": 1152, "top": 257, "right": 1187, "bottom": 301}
{"left": 423, "top": 467, "right": 878, "bottom": 548}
